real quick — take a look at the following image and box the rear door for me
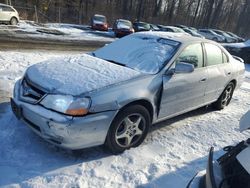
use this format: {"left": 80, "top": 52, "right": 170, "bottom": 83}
{"left": 159, "top": 43, "right": 208, "bottom": 119}
{"left": 203, "top": 43, "right": 233, "bottom": 103}
{"left": 1, "top": 6, "right": 14, "bottom": 21}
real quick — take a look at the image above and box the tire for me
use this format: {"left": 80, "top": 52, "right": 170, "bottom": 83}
{"left": 10, "top": 17, "right": 18, "bottom": 25}
{"left": 213, "top": 82, "right": 235, "bottom": 110}
{"left": 105, "top": 105, "right": 151, "bottom": 154}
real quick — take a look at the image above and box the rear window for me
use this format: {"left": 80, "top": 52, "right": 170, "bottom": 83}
{"left": 2, "top": 6, "right": 15, "bottom": 12}
{"left": 93, "top": 15, "right": 106, "bottom": 22}
{"left": 117, "top": 20, "right": 132, "bottom": 29}
{"left": 205, "top": 43, "right": 223, "bottom": 66}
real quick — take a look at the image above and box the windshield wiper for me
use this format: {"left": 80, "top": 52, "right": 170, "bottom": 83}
{"left": 105, "top": 59, "right": 126, "bottom": 67}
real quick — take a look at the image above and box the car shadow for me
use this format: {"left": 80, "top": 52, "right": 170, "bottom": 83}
{"left": 151, "top": 105, "right": 216, "bottom": 132}
{"left": 137, "top": 149, "right": 223, "bottom": 188}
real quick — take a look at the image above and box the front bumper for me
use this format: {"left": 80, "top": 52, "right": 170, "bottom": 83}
{"left": 11, "top": 81, "right": 118, "bottom": 150}
{"left": 91, "top": 24, "right": 108, "bottom": 31}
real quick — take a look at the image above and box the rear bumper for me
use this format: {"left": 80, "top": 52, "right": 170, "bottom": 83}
{"left": 11, "top": 81, "right": 117, "bottom": 150}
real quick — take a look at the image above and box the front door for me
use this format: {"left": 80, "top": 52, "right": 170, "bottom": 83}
{"left": 159, "top": 43, "right": 208, "bottom": 119}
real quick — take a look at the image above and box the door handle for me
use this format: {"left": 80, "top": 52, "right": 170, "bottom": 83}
{"left": 200, "top": 78, "right": 207, "bottom": 82}
{"left": 227, "top": 72, "right": 231, "bottom": 76}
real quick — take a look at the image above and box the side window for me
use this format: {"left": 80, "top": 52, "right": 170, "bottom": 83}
{"left": 205, "top": 43, "right": 223, "bottom": 66}
{"left": 2, "top": 6, "right": 14, "bottom": 12}
{"left": 175, "top": 43, "right": 203, "bottom": 68}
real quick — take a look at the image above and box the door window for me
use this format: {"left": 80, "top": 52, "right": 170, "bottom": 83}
{"left": 175, "top": 43, "right": 203, "bottom": 68}
{"left": 205, "top": 43, "right": 223, "bottom": 66}
{"left": 2, "top": 6, "right": 14, "bottom": 12}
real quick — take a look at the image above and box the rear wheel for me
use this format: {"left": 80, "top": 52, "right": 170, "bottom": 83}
{"left": 105, "top": 105, "right": 150, "bottom": 154}
{"left": 213, "top": 82, "right": 235, "bottom": 110}
{"left": 10, "top": 17, "right": 18, "bottom": 25}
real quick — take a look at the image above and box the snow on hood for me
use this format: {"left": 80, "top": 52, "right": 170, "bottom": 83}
{"left": 240, "top": 110, "right": 250, "bottom": 132}
{"left": 25, "top": 54, "right": 141, "bottom": 96}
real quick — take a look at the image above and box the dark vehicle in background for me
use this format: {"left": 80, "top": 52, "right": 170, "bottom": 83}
{"left": 150, "top": 24, "right": 160, "bottom": 31}
{"left": 91, "top": 14, "right": 108, "bottom": 31}
{"left": 183, "top": 28, "right": 205, "bottom": 38}
{"left": 187, "top": 110, "right": 250, "bottom": 188}
{"left": 133, "top": 21, "right": 151, "bottom": 32}
{"left": 113, "top": 19, "right": 134, "bottom": 37}
{"left": 226, "top": 32, "right": 245, "bottom": 43}
{"left": 157, "top": 25, "right": 179, "bottom": 32}
{"left": 158, "top": 25, "right": 191, "bottom": 36}
{"left": 212, "top": 29, "right": 237, "bottom": 43}
{"left": 198, "top": 29, "right": 226, "bottom": 42}
{"left": 174, "top": 24, "right": 188, "bottom": 29}
{"left": 224, "top": 40, "right": 250, "bottom": 64}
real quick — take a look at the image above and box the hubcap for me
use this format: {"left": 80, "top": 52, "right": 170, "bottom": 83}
{"left": 115, "top": 113, "right": 146, "bottom": 148}
{"left": 221, "top": 85, "right": 233, "bottom": 106}
{"left": 11, "top": 19, "right": 17, "bottom": 25}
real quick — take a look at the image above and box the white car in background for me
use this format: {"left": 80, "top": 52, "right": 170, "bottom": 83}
{"left": 0, "top": 3, "right": 19, "bottom": 25}
{"left": 198, "top": 29, "right": 226, "bottom": 42}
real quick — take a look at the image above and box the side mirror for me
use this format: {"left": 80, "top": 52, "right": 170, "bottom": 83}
{"left": 174, "top": 62, "right": 194, "bottom": 74}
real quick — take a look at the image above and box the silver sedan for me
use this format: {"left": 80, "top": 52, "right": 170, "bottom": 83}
{"left": 11, "top": 32, "right": 245, "bottom": 153}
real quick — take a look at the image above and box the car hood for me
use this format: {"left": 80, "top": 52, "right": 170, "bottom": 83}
{"left": 240, "top": 110, "right": 250, "bottom": 132}
{"left": 25, "top": 54, "right": 142, "bottom": 96}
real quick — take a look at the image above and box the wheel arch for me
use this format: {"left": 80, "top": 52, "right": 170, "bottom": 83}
{"left": 10, "top": 16, "right": 18, "bottom": 22}
{"left": 119, "top": 99, "right": 154, "bottom": 123}
{"left": 230, "top": 79, "right": 237, "bottom": 88}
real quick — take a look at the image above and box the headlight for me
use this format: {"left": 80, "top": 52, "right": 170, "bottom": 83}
{"left": 40, "top": 95, "right": 91, "bottom": 116}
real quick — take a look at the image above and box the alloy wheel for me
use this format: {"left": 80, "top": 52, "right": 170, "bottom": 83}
{"left": 115, "top": 113, "right": 146, "bottom": 148}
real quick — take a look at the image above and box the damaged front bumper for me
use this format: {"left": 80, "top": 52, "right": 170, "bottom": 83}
{"left": 11, "top": 81, "right": 118, "bottom": 150}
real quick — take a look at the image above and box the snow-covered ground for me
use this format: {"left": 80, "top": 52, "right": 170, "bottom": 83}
{"left": 0, "top": 51, "right": 249, "bottom": 188}
{"left": 0, "top": 20, "right": 115, "bottom": 42}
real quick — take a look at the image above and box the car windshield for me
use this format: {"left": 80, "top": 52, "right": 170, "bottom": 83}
{"left": 174, "top": 27, "right": 185, "bottom": 33}
{"left": 117, "top": 20, "right": 132, "bottom": 29}
{"left": 94, "top": 34, "right": 180, "bottom": 74}
{"left": 135, "top": 22, "right": 150, "bottom": 30}
{"left": 221, "top": 32, "right": 232, "bottom": 38}
{"left": 93, "top": 15, "right": 106, "bottom": 22}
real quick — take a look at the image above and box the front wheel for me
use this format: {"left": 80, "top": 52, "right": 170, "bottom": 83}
{"left": 213, "top": 82, "right": 235, "bottom": 110}
{"left": 105, "top": 105, "right": 151, "bottom": 154}
{"left": 10, "top": 17, "right": 18, "bottom": 25}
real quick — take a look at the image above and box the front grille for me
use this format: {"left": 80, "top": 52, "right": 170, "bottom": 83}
{"left": 23, "top": 117, "right": 41, "bottom": 132}
{"left": 20, "top": 78, "right": 46, "bottom": 104}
